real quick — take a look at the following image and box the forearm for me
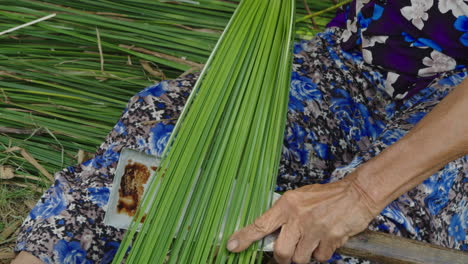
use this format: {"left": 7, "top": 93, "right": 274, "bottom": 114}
{"left": 349, "top": 78, "right": 468, "bottom": 213}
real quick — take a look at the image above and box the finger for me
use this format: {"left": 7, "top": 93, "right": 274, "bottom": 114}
{"left": 312, "top": 240, "right": 336, "bottom": 262}
{"left": 292, "top": 237, "right": 319, "bottom": 264}
{"left": 273, "top": 224, "right": 301, "bottom": 264}
{"left": 227, "top": 204, "right": 286, "bottom": 252}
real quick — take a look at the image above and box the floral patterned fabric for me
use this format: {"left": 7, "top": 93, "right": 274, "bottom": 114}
{"left": 16, "top": 27, "right": 468, "bottom": 263}
{"left": 328, "top": 0, "right": 468, "bottom": 99}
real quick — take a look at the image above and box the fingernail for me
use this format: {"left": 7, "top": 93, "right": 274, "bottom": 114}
{"left": 227, "top": 239, "right": 239, "bottom": 251}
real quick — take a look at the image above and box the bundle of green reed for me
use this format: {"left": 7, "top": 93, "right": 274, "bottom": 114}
{"left": 112, "top": 0, "right": 295, "bottom": 263}
{"left": 0, "top": 1, "right": 351, "bottom": 261}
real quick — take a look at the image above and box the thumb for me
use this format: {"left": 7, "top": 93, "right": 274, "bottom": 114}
{"left": 227, "top": 204, "right": 285, "bottom": 253}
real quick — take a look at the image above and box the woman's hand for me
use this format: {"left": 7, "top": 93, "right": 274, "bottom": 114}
{"left": 227, "top": 78, "right": 468, "bottom": 264}
{"left": 227, "top": 177, "right": 378, "bottom": 264}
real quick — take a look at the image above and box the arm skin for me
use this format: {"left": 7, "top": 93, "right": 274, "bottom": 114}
{"left": 354, "top": 77, "right": 468, "bottom": 212}
{"left": 227, "top": 77, "right": 468, "bottom": 264}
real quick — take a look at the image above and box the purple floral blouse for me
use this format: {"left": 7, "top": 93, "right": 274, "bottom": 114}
{"left": 328, "top": 0, "right": 468, "bottom": 99}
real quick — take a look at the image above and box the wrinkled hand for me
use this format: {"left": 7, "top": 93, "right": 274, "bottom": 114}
{"left": 227, "top": 178, "right": 379, "bottom": 264}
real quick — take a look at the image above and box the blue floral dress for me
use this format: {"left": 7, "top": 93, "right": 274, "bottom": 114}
{"left": 328, "top": 0, "right": 468, "bottom": 99}
{"left": 16, "top": 1, "right": 468, "bottom": 263}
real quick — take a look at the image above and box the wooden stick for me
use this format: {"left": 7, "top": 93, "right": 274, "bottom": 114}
{"left": 338, "top": 230, "right": 468, "bottom": 264}
{"left": 302, "top": 0, "right": 318, "bottom": 28}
